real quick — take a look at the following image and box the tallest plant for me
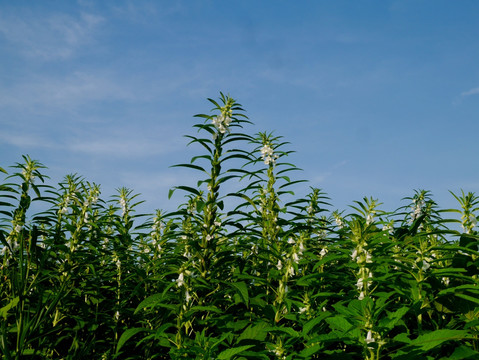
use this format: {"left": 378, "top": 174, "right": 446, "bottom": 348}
{"left": 171, "top": 93, "right": 252, "bottom": 279}
{"left": 164, "top": 93, "right": 255, "bottom": 357}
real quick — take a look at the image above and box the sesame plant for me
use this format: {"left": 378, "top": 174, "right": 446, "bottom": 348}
{"left": 1, "top": 94, "right": 479, "bottom": 360}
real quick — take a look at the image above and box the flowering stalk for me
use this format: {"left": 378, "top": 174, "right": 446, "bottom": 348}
{"left": 450, "top": 190, "right": 479, "bottom": 235}
{"left": 347, "top": 219, "right": 383, "bottom": 359}
{"left": 256, "top": 132, "right": 281, "bottom": 249}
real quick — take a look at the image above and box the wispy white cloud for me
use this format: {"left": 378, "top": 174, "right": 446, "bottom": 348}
{"left": 0, "top": 131, "right": 57, "bottom": 149}
{"left": 0, "top": 10, "right": 104, "bottom": 60}
{"left": 1, "top": 125, "right": 182, "bottom": 160}
{"left": 461, "top": 87, "right": 479, "bottom": 97}
{"left": 67, "top": 131, "right": 182, "bottom": 158}
{"left": 0, "top": 71, "right": 135, "bottom": 111}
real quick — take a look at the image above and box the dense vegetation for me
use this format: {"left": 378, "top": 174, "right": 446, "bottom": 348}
{"left": 1, "top": 94, "right": 479, "bottom": 359}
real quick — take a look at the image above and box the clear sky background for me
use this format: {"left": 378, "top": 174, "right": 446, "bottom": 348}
{"left": 1, "top": 1, "right": 479, "bottom": 218}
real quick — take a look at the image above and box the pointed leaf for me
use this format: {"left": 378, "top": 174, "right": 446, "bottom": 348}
{"left": 0, "top": 297, "right": 19, "bottom": 319}
{"left": 135, "top": 293, "right": 164, "bottom": 314}
{"left": 217, "top": 345, "right": 254, "bottom": 359}
{"left": 410, "top": 329, "right": 469, "bottom": 351}
{"left": 171, "top": 163, "right": 208, "bottom": 174}
{"left": 116, "top": 328, "right": 148, "bottom": 353}
{"left": 230, "top": 281, "right": 249, "bottom": 306}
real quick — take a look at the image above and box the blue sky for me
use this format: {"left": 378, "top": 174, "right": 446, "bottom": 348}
{"left": 1, "top": 0, "right": 479, "bottom": 217}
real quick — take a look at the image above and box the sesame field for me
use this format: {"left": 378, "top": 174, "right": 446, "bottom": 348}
{"left": 1, "top": 94, "right": 479, "bottom": 359}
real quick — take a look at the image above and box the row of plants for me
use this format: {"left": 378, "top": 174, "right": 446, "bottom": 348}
{"left": 1, "top": 94, "right": 479, "bottom": 359}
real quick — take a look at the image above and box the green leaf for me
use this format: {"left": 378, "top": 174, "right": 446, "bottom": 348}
{"left": 211, "top": 332, "right": 233, "bottom": 351}
{"left": 379, "top": 307, "right": 409, "bottom": 331}
{"left": 237, "top": 322, "right": 269, "bottom": 343}
{"left": 454, "top": 293, "right": 479, "bottom": 305}
{"left": 325, "top": 315, "right": 354, "bottom": 334}
{"left": 446, "top": 345, "right": 479, "bottom": 360}
{"left": 299, "top": 344, "right": 323, "bottom": 358}
{"left": 230, "top": 281, "right": 249, "bottom": 306}
{"left": 409, "top": 329, "right": 469, "bottom": 351}
{"left": 217, "top": 345, "right": 254, "bottom": 360}
{"left": 171, "top": 163, "right": 208, "bottom": 174}
{"left": 134, "top": 293, "right": 163, "bottom": 314}
{"left": 264, "top": 326, "right": 300, "bottom": 338}
{"left": 116, "top": 328, "right": 148, "bottom": 353}
{"left": 0, "top": 297, "right": 19, "bottom": 319}
{"left": 0, "top": 231, "right": 9, "bottom": 249}
{"left": 302, "top": 312, "right": 329, "bottom": 336}
{"left": 170, "top": 185, "right": 202, "bottom": 197}
{"left": 393, "top": 333, "right": 411, "bottom": 344}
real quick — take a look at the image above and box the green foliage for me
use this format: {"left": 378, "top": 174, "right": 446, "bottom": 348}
{"left": 1, "top": 94, "right": 479, "bottom": 359}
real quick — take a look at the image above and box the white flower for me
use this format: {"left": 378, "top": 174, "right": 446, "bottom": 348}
{"left": 212, "top": 113, "right": 232, "bottom": 134}
{"left": 366, "top": 214, "right": 374, "bottom": 225}
{"left": 177, "top": 272, "right": 185, "bottom": 287}
{"left": 320, "top": 248, "right": 328, "bottom": 257}
{"left": 365, "top": 330, "right": 375, "bottom": 344}
{"left": 286, "top": 265, "right": 295, "bottom": 277}
{"left": 382, "top": 223, "right": 394, "bottom": 234}
{"left": 114, "top": 311, "right": 120, "bottom": 321}
{"left": 335, "top": 216, "right": 344, "bottom": 229}
{"left": 276, "top": 260, "right": 283, "bottom": 270}
{"left": 292, "top": 252, "right": 300, "bottom": 264}
{"left": 299, "top": 306, "right": 307, "bottom": 314}
{"left": 422, "top": 260, "right": 430, "bottom": 272}
{"left": 298, "top": 242, "right": 305, "bottom": 254}
{"left": 358, "top": 291, "right": 365, "bottom": 300}
{"left": 260, "top": 144, "right": 274, "bottom": 157}
{"left": 356, "top": 278, "right": 364, "bottom": 291}
{"left": 351, "top": 249, "right": 358, "bottom": 262}
{"left": 212, "top": 115, "right": 222, "bottom": 128}
{"left": 470, "top": 214, "right": 478, "bottom": 227}
{"left": 185, "top": 290, "right": 191, "bottom": 303}
{"left": 119, "top": 197, "right": 127, "bottom": 216}
{"left": 260, "top": 144, "right": 276, "bottom": 165}
{"left": 288, "top": 238, "right": 295, "bottom": 244}
{"left": 14, "top": 225, "right": 22, "bottom": 233}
